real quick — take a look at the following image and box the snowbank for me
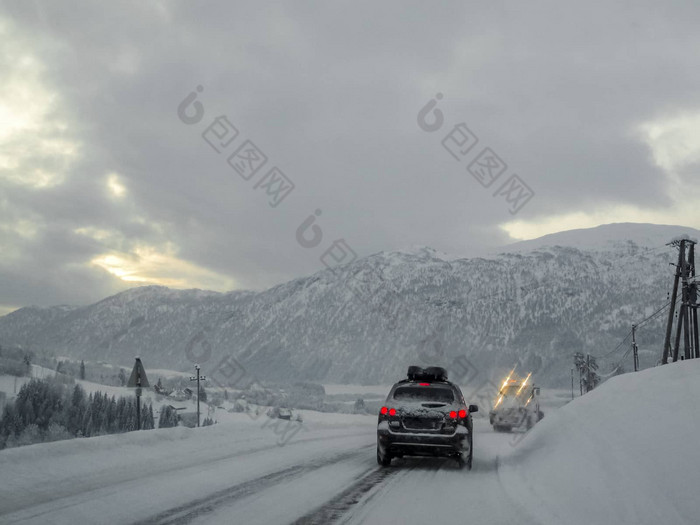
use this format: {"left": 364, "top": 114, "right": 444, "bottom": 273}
{"left": 0, "top": 410, "right": 375, "bottom": 517}
{"left": 499, "top": 360, "right": 700, "bottom": 525}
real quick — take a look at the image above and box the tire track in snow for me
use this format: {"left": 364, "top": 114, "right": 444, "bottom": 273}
{"left": 291, "top": 462, "right": 422, "bottom": 525}
{"left": 0, "top": 430, "right": 371, "bottom": 522}
{"left": 134, "top": 446, "right": 374, "bottom": 525}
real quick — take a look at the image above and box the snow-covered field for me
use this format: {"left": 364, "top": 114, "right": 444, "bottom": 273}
{"left": 1, "top": 361, "right": 699, "bottom": 524}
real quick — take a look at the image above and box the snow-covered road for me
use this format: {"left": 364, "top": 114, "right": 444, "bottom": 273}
{"left": 336, "top": 421, "right": 538, "bottom": 525}
{"left": 4, "top": 361, "right": 700, "bottom": 525}
{"left": 0, "top": 417, "right": 535, "bottom": 525}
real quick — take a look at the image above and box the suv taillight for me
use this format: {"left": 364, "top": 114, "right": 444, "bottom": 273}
{"left": 380, "top": 406, "right": 397, "bottom": 416}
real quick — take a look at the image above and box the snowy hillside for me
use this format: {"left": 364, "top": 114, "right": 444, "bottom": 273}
{"left": 503, "top": 222, "right": 700, "bottom": 252}
{"left": 0, "top": 223, "right": 694, "bottom": 386}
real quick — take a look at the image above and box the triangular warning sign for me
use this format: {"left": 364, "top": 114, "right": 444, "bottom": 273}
{"left": 127, "top": 357, "right": 150, "bottom": 388}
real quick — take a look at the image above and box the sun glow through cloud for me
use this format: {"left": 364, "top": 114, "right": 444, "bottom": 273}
{"left": 90, "top": 244, "right": 237, "bottom": 291}
{"left": 500, "top": 110, "right": 700, "bottom": 242}
{"left": 0, "top": 19, "right": 81, "bottom": 189}
{"left": 106, "top": 173, "right": 127, "bottom": 198}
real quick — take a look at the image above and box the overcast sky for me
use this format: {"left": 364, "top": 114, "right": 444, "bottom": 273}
{"left": 1, "top": 0, "right": 699, "bottom": 313}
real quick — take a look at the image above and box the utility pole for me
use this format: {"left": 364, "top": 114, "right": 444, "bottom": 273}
{"left": 662, "top": 239, "right": 700, "bottom": 364}
{"left": 690, "top": 243, "right": 699, "bottom": 359}
{"left": 632, "top": 324, "right": 639, "bottom": 372}
{"left": 190, "top": 364, "right": 207, "bottom": 427}
{"left": 663, "top": 242, "right": 684, "bottom": 364}
{"left": 586, "top": 354, "right": 591, "bottom": 393}
{"left": 571, "top": 368, "right": 574, "bottom": 399}
{"left": 681, "top": 241, "right": 692, "bottom": 361}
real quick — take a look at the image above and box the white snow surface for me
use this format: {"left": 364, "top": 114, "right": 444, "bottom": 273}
{"left": 1, "top": 360, "right": 699, "bottom": 524}
{"left": 499, "top": 359, "right": 700, "bottom": 525}
{"left": 502, "top": 222, "right": 700, "bottom": 253}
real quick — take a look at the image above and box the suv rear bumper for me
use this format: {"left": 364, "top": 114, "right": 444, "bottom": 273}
{"left": 377, "top": 422, "right": 470, "bottom": 458}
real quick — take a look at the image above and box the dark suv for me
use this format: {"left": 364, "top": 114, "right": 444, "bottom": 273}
{"left": 376, "top": 366, "right": 478, "bottom": 469}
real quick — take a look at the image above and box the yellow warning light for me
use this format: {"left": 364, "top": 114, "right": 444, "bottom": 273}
{"left": 516, "top": 373, "right": 532, "bottom": 395}
{"left": 500, "top": 367, "right": 516, "bottom": 390}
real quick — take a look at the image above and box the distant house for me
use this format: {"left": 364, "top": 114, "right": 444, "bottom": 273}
{"left": 168, "top": 389, "right": 190, "bottom": 401}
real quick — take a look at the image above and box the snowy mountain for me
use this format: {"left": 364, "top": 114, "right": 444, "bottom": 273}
{"left": 1, "top": 223, "right": 697, "bottom": 387}
{"left": 503, "top": 222, "right": 699, "bottom": 252}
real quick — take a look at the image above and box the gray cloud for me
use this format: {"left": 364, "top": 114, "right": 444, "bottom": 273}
{"left": 1, "top": 0, "right": 699, "bottom": 311}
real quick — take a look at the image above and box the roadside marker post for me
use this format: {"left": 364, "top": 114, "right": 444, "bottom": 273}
{"left": 127, "top": 357, "right": 150, "bottom": 430}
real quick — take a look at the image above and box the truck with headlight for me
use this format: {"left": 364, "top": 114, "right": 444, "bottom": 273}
{"left": 489, "top": 371, "right": 543, "bottom": 432}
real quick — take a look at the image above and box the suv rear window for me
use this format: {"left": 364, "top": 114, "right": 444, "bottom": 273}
{"left": 393, "top": 386, "right": 455, "bottom": 403}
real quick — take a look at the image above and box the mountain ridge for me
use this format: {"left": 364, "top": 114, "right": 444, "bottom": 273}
{"left": 0, "top": 223, "right": 693, "bottom": 387}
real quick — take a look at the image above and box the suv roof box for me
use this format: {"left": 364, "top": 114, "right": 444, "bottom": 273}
{"left": 424, "top": 366, "right": 448, "bottom": 382}
{"left": 407, "top": 366, "right": 423, "bottom": 380}
{"left": 406, "top": 365, "right": 448, "bottom": 382}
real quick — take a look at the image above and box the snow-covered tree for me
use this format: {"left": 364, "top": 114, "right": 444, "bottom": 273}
{"left": 158, "top": 406, "right": 179, "bottom": 428}
{"left": 580, "top": 356, "right": 600, "bottom": 393}
{"left": 23, "top": 353, "right": 32, "bottom": 376}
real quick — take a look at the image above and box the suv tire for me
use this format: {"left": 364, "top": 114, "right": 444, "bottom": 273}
{"left": 377, "top": 447, "right": 391, "bottom": 467}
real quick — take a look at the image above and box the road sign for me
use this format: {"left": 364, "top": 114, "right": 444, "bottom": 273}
{"left": 127, "top": 357, "right": 150, "bottom": 389}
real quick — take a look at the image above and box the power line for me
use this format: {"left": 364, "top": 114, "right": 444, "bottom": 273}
{"left": 592, "top": 297, "right": 678, "bottom": 363}
{"left": 593, "top": 330, "right": 633, "bottom": 360}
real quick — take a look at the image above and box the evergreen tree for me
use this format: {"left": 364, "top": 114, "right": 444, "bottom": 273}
{"left": 141, "top": 403, "right": 155, "bottom": 430}
{"left": 67, "top": 384, "right": 86, "bottom": 435}
{"left": 13, "top": 378, "right": 63, "bottom": 432}
{"left": 103, "top": 395, "right": 115, "bottom": 433}
{"left": 118, "top": 369, "right": 126, "bottom": 386}
{"left": 580, "top": 355, "right": 601, "bottom": 392}
{"left": 0, "top": 403, "right": 20, "bottom": 442}
{"left": 116, "top": 397, "right": 127, "bottom": 431}
{"left": 124, "top": 400, "right": 136, "bottom": 432}
{"left": 23, "top": 353, "right": 32, "bottom": 376}
{"left": 0, "top": 378, "right": 162, "bottom": 448}
{"left": 158, "top": 406, "right": 179, "bottom": 428}
{"left": 82, "top": 403, "right": 94, "bottom": 437}
{"left": 79, "top": 360, "right": 86, "bottom": 380}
